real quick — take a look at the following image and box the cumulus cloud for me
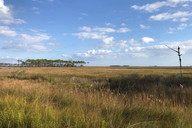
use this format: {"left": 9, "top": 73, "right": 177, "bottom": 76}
{"left": 0, "top": 26, "right": 17, "bottom": 37}
{"left": 141, "top": 37, "right": 155, "bottom": 43}
{"left": 150, "top": 11, "right": 192, "bottom": 21}
{"left": 3, "top": 33, "right": 51, "bottom": 52}
{"left": 0, "top": 0, "right": 25, "bottom": 24}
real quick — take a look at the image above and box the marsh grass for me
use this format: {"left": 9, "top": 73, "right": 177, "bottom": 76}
{"left": 0, "top": 67, "right": 192, "bottom": 127}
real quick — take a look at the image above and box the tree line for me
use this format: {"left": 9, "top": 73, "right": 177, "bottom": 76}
{"left": 0, "top": 59, "right": 86, "bottom": 67}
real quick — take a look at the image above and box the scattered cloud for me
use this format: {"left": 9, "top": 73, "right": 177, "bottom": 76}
{"left": 150, "top": 11, "right": 192, "bottom": 21}
{"left": 79, "top": 26, "right": 131, "bottom": 33}
{"left": 168, "top": 23, "right": 188, "bottom": 33}
{"left": 0, "top": 0, "right": 25, "bottom": 24}
{"left": 118, "top": 39, "right": 139, "bottom": 48}
{"left": 140, "top": 24, "right": 150, "bottom": 29}
{"left": 0, "top": 26, "right": 17, "bottom": 37}
{"left": 76, "top": 49, "right": 112, "bottom": 58}
{"left": 73, "top": 26, "right": 131, "bottom": 47}
{"left": 177, "top": 23, "right": 187, "bottom": 30}
{"left": 132, "top": 1, "right": 170, "bottom": 12}
{"left": 3, "top": 33, "right": 51, "bottom": 52}
{"left": 132, "top": 0, "right": 192, "bottom": 12}
{"left": 117, "top": 28, "right": 131, "bottom": 33}
{"left": 62, "top": 40, "right": 192, "bottom": 63}
{"left": 32, "top": 7, "right": 40, "bottom": 14}
{"left": 141, "top": 37, "right": 155, "bottom": 43}
{"left": 73, "top": 32, "right": 114, "bottom": 45}
{"left": 121, "top": 23, "right": 126, "bottom": 26}
{"left": 105, "top": 22, "right": 115, "bottom": 27}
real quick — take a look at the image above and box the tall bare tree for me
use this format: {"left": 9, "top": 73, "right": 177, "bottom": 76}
{"left": 166, "top": 45, "right": 182, "bottom": 77}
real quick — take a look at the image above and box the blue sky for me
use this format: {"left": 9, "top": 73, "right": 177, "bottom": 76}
{"left": 0, "top": 0, "right": 192, "bottom": 66}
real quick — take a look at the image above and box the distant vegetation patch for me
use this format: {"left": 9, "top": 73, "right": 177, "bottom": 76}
{"left": 108, "top": 74, "right": 192, "bottom": 92}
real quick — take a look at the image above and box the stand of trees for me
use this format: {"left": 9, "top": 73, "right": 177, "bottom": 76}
{"left": 0, "top": 59, "right": 86, "bottom": 67}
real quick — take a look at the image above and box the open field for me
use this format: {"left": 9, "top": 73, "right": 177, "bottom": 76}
{"left": 0, "top": 67, "right": 192, "bottom": 128}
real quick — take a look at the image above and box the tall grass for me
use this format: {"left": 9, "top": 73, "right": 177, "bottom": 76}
{"left": 0, "top": 67, "right": 192, "bottom": 127}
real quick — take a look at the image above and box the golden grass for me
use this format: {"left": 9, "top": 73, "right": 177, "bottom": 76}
{"left": 0, "top": 67, "right": 191, "bottom": 127}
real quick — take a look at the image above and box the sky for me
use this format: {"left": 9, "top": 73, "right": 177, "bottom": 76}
{"left": 0, "top": 0, "right": 192, "bottom": 66}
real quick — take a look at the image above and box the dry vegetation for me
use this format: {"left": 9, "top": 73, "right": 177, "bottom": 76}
{"left": 0, "top": 67, "right": 192, "bottom": 128}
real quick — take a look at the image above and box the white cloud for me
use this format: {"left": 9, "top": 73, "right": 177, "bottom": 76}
{"left": 73, "top": 32, "right": 114, "bottom": 44}
{"left": 79, "top": 26, "right": 92, "bottom": 32}
{"left": 0, "top": 0, "right": 25, "bottom": 24}
{"left": 132, "top": 0, "right": 192, "bottom": 12}
{"left": 63, "top": 40, "right": 192, "bottom": 63}
{"left": 168, "top": 27, "right": 175, "bottom": 34}
{"left": 20, "top": 33, "right": 50, "bottom": 43}
{"left": 132, "top": 1, "right": 170, "bottom": 12}
{"left": 141, "top": 37, "right": 155, "bottom": 43}
{"left": 75, "top": 32, "right": 115, "bottom": 46}
{"left": 93, "top": 27, "right": 116, "bottom": 33}
{"left": 128, "top": 47, "right": 144, "bottom": 52}
{"left": 117, "top": 28, "right": 131, "bottom": 33}
{"left": 3, "top": 33, "right": 51, "bottom": 52}
{"left": 179, "top": 17, "right": 189, "bottom": 22}
{"left": 177, "top": 23, "right": 187, "bottom": 30}
{"left": 74, "top": 26, "right": 131, "bottom": 47}
{"left": 76, "top": 49, "right": 112, "bottom": 58}
{"left": 150, "top": 11, "right": 192, "bottom": 21}
{"left": 168, "top": 23, "right": 187, "bottom": 33}
{"left": 121, "top": 23, "right": 126, "bottom": 26}
{"left": 79, "top": 26, "right": 131, "bottom": 33}
{"left": 140, "top": 24, "right": 150, "bottom": 29}
{"left": 118, "top": 39, "right": 139, "bottom": 48}
{"left": 105, "top": 22, "right": 115, "bottom": 27}
{"left": 0, "top": 26, "right": 17, "bottom": 37}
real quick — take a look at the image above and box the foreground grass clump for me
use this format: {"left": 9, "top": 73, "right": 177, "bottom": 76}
{"left": 0, "top": 96, "right": 60, "bottom": 128}
{"left": 0, "top": 67, "right": 192, "bottom": 127}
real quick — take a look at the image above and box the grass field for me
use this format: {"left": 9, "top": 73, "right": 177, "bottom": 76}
{"left": 0, "top": 67, "right": 192, "bottom": 128}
